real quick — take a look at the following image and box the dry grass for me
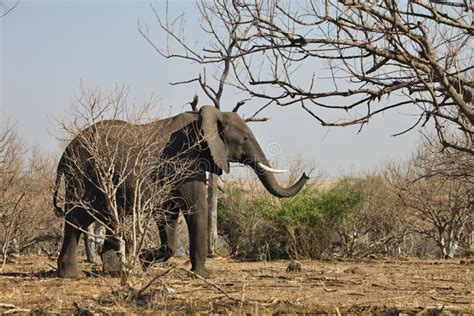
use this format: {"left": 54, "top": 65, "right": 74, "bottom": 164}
{"left": 0, "top": 254, "right": 472, "bottom": 314}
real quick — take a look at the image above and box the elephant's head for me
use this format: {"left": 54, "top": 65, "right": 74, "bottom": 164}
{"left": 199, "top": 106, "right": 308, "bottom": 198}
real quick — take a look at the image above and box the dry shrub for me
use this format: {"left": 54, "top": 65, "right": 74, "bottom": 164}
{"left": 55, "top": 86, "right": 195, "bottom": 277}
{"left": 387, "top": 137, "right": 473, "bottom": 259}
{"left": 0, "top": 124, "right": 60, "bottom": 268}
{"left": 331, "top": 175, "right": 409, "bottom": 258}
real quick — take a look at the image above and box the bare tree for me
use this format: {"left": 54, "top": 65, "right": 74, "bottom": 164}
{"left": 140, "top": 1, "right": 274, "bottom": 255}
{"left": 55, "top": 87, "right": 193, "bottom": 277}
{"left": 388, "top": 138, "right": 473, "bottom": 258}
{"left": 0, "top": 123, "right": 21, "bottom": 268}
{"left": 0, "top": 123, "right": 58, "bottom": 269}
{"left": 146, "top": 0, "right": 472, "bottom": 153}
{"left": 413, "top": 135, "right": 474, "bottom": 184}
{"left": 259, "top": 1, "right": 471, "bottom": 153}
{"left": 334, "top": 175, "right": 409, "bottom": 258}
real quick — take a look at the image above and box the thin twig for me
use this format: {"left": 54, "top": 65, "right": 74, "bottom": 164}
{"left": 176, "top": 267, "right": 241, "bottom": 303}
{"left": 136, "top": 267, "right": 175, "bottom": 298}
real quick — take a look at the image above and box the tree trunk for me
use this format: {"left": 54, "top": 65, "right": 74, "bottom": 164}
{"left": 446, "top": 239, "right": 458, "bottom": 259}
{"left": 118, "top": 235, "right": 128, "bottom": 285}
{"left": 84, "top": 222, "right": 105, "bottom": 263}
{"left": 207, "top": 173, "right": 218, "bottom": 256}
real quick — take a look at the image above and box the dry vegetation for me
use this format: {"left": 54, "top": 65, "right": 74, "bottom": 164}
{"left": 1, "top": 93, "right": 473, "bottom": 313}
{"left": 0, "top": 254, "right": 472, "bottom": 314}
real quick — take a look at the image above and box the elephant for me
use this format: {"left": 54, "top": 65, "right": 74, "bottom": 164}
{"left": 52, "top": 105, "right": 308, "bottom": 278}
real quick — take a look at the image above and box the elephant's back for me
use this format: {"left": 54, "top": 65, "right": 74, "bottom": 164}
{"left": 62, "top": 113, "right": 199, "bottom": 166}
{"left": 71, "top": 119, "right": 128, "bottom": 142}
{"left": 84, "top": 119, "right": 129, "bottom": 133}
{"left": 62, "top": 119, "right": 129, "bottom": 163}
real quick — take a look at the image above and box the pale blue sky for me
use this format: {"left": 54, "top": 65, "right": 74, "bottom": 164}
{"left": 1, "top": 1, "right": 421, "bottom": 176}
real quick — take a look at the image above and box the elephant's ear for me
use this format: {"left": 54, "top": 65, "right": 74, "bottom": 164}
{"left": 199, "top": 106, "right": 230, "bottom": 174}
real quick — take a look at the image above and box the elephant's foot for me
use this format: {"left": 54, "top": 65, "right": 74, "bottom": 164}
{"left": 191, "top": 267, "right": 211, "bottom": 279}
{"left": 57, "top": 259, "right": 84, "bottom": 278}
{"left": 139, "top": 251, "right": 154, "bottom": 270}
{"left": 139, "top": 246, "right": 174, "bottom": 270}
{"left": 101, "top": 249, "right": 122, "bottom": 277}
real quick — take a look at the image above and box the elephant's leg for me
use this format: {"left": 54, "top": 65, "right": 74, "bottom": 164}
{"left": 101, "top": 233, "right": 123, "bottom": 275}
{"left": 157, "top": 210, "right": 180, "bottom": 261}
{"left": 96, "top": 210, "right": 123, "bottom": 275}
{"left": 57, "top": 206, "right": 94, "bottom": 278}
{"left": 182, "top": 180, "right": 209, "bottom": 278}
{"left": 140, "top": 210, "right": 179, "bottom": 269}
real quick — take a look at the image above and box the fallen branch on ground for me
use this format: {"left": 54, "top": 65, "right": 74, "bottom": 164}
{"left": 135, "top": 267, "right": 175, "bottom": 299}
{"left": 176, "top": 267, "right": 241, "bottom": 303}
{"left": 0, "top": 303, "right": 31, "bottom": 314}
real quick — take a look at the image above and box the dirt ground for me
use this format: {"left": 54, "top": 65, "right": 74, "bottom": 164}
{"left": 0, "top": 254, "right": 472, "bottom": 314}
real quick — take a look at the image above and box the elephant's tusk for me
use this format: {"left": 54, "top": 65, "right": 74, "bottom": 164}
{"left": 257, "top": 162, "right": 287, "bottom": 174}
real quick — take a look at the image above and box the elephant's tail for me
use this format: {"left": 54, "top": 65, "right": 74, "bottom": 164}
{"left": 52, "top": 154, "right": 66, "bottom": 217}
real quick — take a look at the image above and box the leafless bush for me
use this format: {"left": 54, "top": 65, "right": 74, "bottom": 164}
{"left": 55, "top": 86, "right": 195, "bottom": 276}
{"left": 387, "top": 138, "right": 473, "bottom": 258}
{"left": 332, "top": 175, "right": 409, "bottom": 258}
{"left": 0, "top": 124, "right": 58, "bottom": 269}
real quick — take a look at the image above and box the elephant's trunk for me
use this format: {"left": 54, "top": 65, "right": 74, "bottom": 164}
{"left": 254, "top": 164, "right": 308, "bottom": 198}
{"left": 249, "top": 148, "right": 308, "bottom": 198}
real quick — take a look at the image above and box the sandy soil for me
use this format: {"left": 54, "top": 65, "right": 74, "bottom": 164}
{"left": 0, "top": 255, "right": 472, "bottom": 314}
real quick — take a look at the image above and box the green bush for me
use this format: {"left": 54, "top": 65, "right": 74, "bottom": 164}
{"left": 217, "top": 185, "right": 281, "bottom": 260}
{"left": 217, "top": 180, "right": 367, "bottom": 260}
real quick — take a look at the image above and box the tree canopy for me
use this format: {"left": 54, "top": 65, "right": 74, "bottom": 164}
{"left": 145, "top": 0, "right": 473, "bottom": 153}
